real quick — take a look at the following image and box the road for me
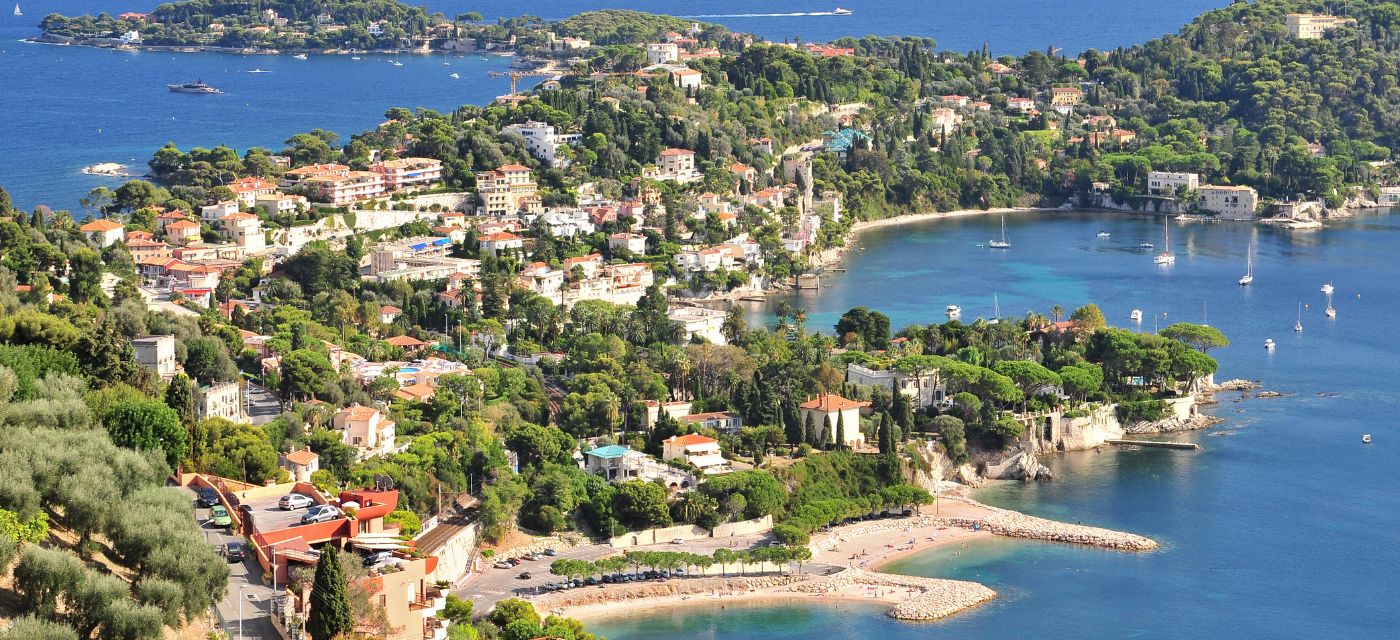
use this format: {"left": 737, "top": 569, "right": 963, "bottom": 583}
{"left": 244, "top": 382, "right": 280, "bottom": 426}
{"left": 454, "top": 531, "right": 782, "bottom": 611}
{"left": 187, "top": 489, "right": 281, "bottom": 640}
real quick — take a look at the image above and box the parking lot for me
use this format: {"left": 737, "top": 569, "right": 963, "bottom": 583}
{"left": 238, "top": 491, "right": 327, "bottom": 533}
{"left": 455, "top": 531, "right": 801, "bottom": 610}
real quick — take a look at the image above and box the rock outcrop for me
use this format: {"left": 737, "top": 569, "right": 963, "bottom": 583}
{"left": 790, "top": 569, "right": 996, "bottom": 621}
{"left": 990, "top": 451, "right": 1054, "bottom": 481}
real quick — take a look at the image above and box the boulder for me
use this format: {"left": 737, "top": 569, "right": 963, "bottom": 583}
{"left": 993, "top": 452, "right": 1053, "bottom": 482}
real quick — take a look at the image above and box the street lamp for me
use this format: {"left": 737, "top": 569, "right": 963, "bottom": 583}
{"left": 238, "top": 584, "right": 247, "bottom": 640}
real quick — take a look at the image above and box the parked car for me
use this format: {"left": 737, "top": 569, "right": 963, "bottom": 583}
{"left": 280, "top": 493, "right": 314, "bottom": 510}
{"left": 493, "top": 561, "right": 512, "bottom": 569}
{"left": 363, "top": 551, "right": 392, "bottom": 567}
{"left": 522, "top": 553, "right": 538, "bottom": 561}
{"left": 224, "top": 541, "right": 246, "bottom": 562}
{"left": 517, "top": 571, "right": 532, "bottom": 580}
{"left": 506, "top": 557, "right": 522, "bottom": 566}
{"left": 237, "top": 504, "right": 254, "bottom": 519}
{"left": 210, "top": 505, "right": 232, "bottom": 527}
{"left": 670, "top": 538, "right": 685, "bottom": 545}
{"left": 300, "top": 504, "right": 339, "bottom": 524}
{"left": 197, "top": 488, "right": 220, "bottom": 508}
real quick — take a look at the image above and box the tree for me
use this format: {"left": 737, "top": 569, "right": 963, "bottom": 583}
{"left": 104, "top": 400, "right": 186, "bottom": 469}
{"left": 74, "top": 321, "right": 147, "bottom": 390}
{"left": 1057, "top": 362, "right": 1104, "bottom": 402}
{"left": 183, "top": 337, "right": 238, "bottom": 384}
{"left": 992, "top": 360, "right": 1063, "bottom": 411}
{"left": 931, "top": 415, "right": 967, "bottom": 464}
{"left": 1068, "top": 304, "right": 1107, "bottom": 332}
{"left": 206, "top": 424, "right": 281, "bottom": 483}
{"left": 439, "top": 595, "right": 473, "bottom": 625}
{"left": 278, "top": 349, "right": 333, "bottom": 402}
{"left": 306, "top": 542, "right": 353, "bottom": 640}
{"left": 163, "top": 374, "right": 195, "bottom": 425}
{"left": 67, "top": 248, "right": 106, "bottom": 306}
{"left": 612, "top": 480, "right": 671, "bottom": 530}
{"left": 489, "top": 598, "right": 539, "bottom": 628}
{"left": 1160, "top": 323, "right": 1229, "bottom": 352}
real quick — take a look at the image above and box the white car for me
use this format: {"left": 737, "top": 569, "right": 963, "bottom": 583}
{"left": 279, "top": 494, "right": 314, "bottom": 510}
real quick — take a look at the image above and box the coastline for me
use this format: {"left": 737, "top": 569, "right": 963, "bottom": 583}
{"left": 23, "top": 37, "right": 521, "bottom": 58}
{"left": 813, "top": 207, "right": 1051, "bottom": 269}
{"left": 532, "top": 495, "right": 1154, "bottom": 624}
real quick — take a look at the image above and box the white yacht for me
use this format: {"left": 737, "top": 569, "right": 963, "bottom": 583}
{"left": 1362, "top": 434, "right": 1372, "bottom": 444}
{"left": 1320, "top": 282, "right": 1334, "bottom": 295}
{"left": 1239, "top": 246, "right": 1254, "bottom": 285}
{"left": 1153, "top": 218, "right": 1174, "bottom": 265}
{"left": 832, "top": 7, "right": 853, "bottom": 15}
{"left": 1294, "top": 303, "right": 1303, "bottom": 332}
{"left": 1325, "top": 289, "right": 1336, "bottom": 318}
{"left": 449, "top": 72, "right": 460, "bottom": 79}
{"left": 946, "top": 305, "right": 962, "bottom": 317}
{"left": 293, "top": 53, "right": 308, "bottom": 60}
{"left": 988, "top": 216, "right": 1010, "bottom": 249}
{"left": 1264, "top": 338, "right": 1275, "bottom": 350}
{"left": 1096, "top": 231, "right": 1111, "bottom": 238}
{"left": 1130, "top": 309, "right": 1143, "bottom": 322}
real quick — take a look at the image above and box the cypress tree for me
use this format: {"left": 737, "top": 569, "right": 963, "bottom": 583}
{"left": 878, "top": 412, "right": 894, "bottom": 456}
{"left": 306, "top": 549, "right": 352, "bottom": 640}
{"left": 804, "top": 412, "right": 818, "bottom": 446}
{"left": 835, "top": 413, "right": 846, "bottom": 451}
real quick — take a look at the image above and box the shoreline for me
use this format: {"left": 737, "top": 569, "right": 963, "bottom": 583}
{"left": 531, "top": 495, "right": 1154, "bottom": 624}
{"left": 23, "top": 37, "right": 521, "bottom": 58}
{"left": 813, "top": 206, "right": 1051, "bottom": 269}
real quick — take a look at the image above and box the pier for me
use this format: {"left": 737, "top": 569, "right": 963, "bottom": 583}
{"left": 1105, "top": 439, "right": 1200, "bottom": 450}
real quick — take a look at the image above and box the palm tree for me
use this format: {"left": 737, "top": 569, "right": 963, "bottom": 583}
{"left": 1050, "top": 304, "right": 1064, "bottom": 323}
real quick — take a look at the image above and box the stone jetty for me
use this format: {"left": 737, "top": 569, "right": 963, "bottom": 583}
{"left": 791, "top": 569, "right": 997, "bottom": 620}
{"left": 938, "top": 497, "right": 1159, "bottom": 551}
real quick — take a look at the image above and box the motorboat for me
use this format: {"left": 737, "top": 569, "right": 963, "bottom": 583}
{"left": 247, "top": 68, "right": 269, "bottom": 73}
{"left": 449, "top": 72, "right": 460, "bottom": 79}
{"left": 1264, "top": 338, "right": 1275, "bottom": 350}
{"left": 1362, "top": 434, "right": 1372, "bottom": 444}
{"left": 1096, "top": 231, "right": 1111, "bottom": 238}
{"left": 946, "top": 305, "right": 961, "bottom": 317}
{"left": 167, "top": 79, "right": 221, "bottom": 94}
{"left": 1138, "top": 241, "right": 1154, "bottom": 249}
{"left": 293, "top": 53, "right": 308, "bottom": 60}
{"left": 1130, "top": 309, "right": 1143, "bottom": 322}
{"left": 832, "top": 7, "right": 853, "bottom": 15}
{"left": 1320, "top": 282, "right": 1334, "bottom": 295}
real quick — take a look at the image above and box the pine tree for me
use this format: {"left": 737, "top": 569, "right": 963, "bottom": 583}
{"left": 306, "top": 549, "right": 352, "bottom": 640}
{"left": 804, "top": 412, "right": 819, "bottom": 445}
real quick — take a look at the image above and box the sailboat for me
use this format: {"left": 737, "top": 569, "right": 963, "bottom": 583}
{"left": 1153, "top": 218, "right": 1174, "bottom": 265}
{"left": 1238, "top": 245, "right": 1254, "bottom": 285}
{"left": 988, "top": 216, "right": 1010, "bottom": 248}
{"left": 1294, "top": 303, "right": 1303, "bottom": 332}
{"left": 989, "top": 294, "right": 1001, "bottom": 324}
{"left": 14, "top": 3, "right": 21, "bottom": 17}
{"left": 1325, "top": 289, "right": 1336, "bottom": 318}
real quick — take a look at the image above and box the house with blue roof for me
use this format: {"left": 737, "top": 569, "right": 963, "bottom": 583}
{"left": 582, "top": 444, "right": 697, "bottom": 489}
{"left": 822, "top": 128, "right": 871, "bottom": 161}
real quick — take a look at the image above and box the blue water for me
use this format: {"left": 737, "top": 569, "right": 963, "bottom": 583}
{"left": 1, "top": 0, "right": 1225, "bottom": 210}
{"left": 592, "top": 211, "right": 1400, "bottom": 638}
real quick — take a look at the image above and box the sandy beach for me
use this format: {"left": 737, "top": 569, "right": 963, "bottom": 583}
{"left": 813, "top": 207, "right": 1052, "bottom": 268}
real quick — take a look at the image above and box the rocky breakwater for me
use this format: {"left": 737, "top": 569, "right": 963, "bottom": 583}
{"left": 790, "top": 569, "right": 996, "bottom": 621}
{"left": 938, "top": 497, "right": 1158, "bottom": 551}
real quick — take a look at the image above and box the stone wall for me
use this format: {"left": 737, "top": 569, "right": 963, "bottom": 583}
{"left": 713, "top": 515, "right": 773, "bottom": 538}
{"left": 426, "top": 521, "right": 478, "bottom": 584}
{"left": 402, "top": 192, "right": 472, "bottom": 211}
{"left": 609, "top": 516, "right": 773, "bottom": 548}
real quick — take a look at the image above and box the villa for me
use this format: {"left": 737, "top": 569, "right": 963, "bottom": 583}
{"left": 799, "top": 393, "right": 870, "bottom": 449}
{"left": 332, "top": 404, "right": 397, "bottom": 460}
{"left": 661, "top": 434, "right": 729, "bottom": 474}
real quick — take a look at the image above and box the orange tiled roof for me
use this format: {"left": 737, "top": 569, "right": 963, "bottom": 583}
{"left": 799, "top": 393, "right": 866, "bottom": 411}
{"left": 80, "top": 219, "right": 123, "bottom": 232}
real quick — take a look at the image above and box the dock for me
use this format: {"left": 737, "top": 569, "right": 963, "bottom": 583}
{"left": 1105, "top": 439, "right": 1200, "bottom": 450}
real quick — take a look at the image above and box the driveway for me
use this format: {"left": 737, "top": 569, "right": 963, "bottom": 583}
{"left": 188, "top": 488, "right": 281, "bottom": 640}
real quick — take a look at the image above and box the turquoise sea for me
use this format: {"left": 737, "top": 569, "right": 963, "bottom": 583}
{"left": 1, "top": 0, "right": 1226, "bottom": 210}
{"left": 589, "top": 211, "right": 1400, "bottom": 638}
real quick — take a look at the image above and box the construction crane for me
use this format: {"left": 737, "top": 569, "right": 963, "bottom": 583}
{"left": 486, "top": 70, "right": 561, "bottom": 96}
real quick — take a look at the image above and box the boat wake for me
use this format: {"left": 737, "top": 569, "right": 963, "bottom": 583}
{"left": 683, "top": 11, "right": 845, "bottom": 18}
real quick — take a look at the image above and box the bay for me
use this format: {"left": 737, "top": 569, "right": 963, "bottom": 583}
{"left": 589, "top": 211, "right": 1400, "bottom": 638}
{"left": 1, "top": 0, "right": 1227, "bottom": 210}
